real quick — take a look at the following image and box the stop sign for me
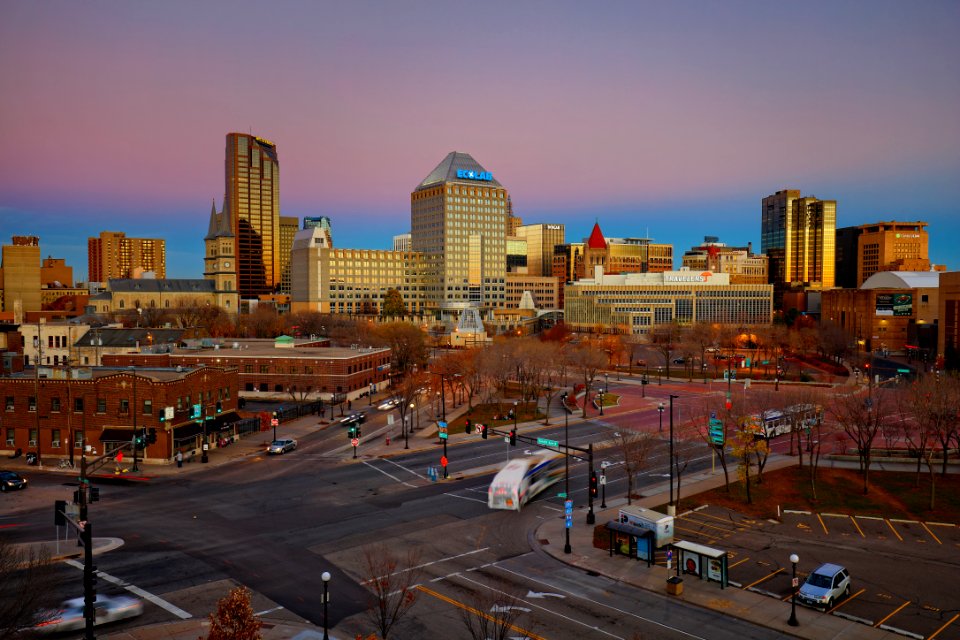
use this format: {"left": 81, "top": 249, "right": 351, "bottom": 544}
{"left": 351, "top": 438, "right": 359, "bottom": 447}
{"left": 440, "top": 455, "right": 448, "bottom": 467}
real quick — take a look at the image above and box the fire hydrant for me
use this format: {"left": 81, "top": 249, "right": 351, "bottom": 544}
{"left": 386, "top": 436, "right": 391, "bottom": 446}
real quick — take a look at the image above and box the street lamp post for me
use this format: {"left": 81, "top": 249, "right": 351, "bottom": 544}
{"left": 130, "top": 365, "right": 139, "bottom": 472}
{"left": 668, "top": 394, "right": 679, "bottom": 516}
{"left": 201, "top": 402, "right": 209, "bottom": 463}
{"left": 272, "top": 411, "right": 278, "bottom": 441}
{"left": 407, "top": 403, "right": 414, "bottom": 448}
{"left": 658, "top": 366, "right": 662, "bottom": 385}
{"left": 658, "top": 402, "right": 664, "bottom": 433}
{"left": 598, "top": 387, "right": 604, "bottom": 416}
{"left": 321, "top": 571, "right": 331, "bottom": 639}
{"left": 513, "top": 400, "right": 518, "bottom": 432}
{"left": 788, "top": 553, "right": 800, "bottom": 626}
{"left": 562, "top": 392, "right": 571, "bottom": 555}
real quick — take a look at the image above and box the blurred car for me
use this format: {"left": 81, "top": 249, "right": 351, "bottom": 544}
{"left": 267, "top": 439, "right": 297, "bottom": 454}
{"left": 797, "top": 563, "right": 851, "bottom": 610}
{"left": 33, "top": 594, "right": 143, "bottom": 633}
{"left": 378, "top": 398, "right": 401, "bottom": 411}
{"left": 0, "top": 469, "right": 28, "bottom": 492}
{"left": 672, "top": 358, "right": 686, "bottom": 364}
{"left": 340, "top": 412, "right": 367, "bottom": 425}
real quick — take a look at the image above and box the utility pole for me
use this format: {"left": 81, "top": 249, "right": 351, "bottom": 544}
{"left": 34, "top": 319, "right": 44, "bottom": 467}
{"left": 668, "top": 394, "right": 679, "bottom": 516}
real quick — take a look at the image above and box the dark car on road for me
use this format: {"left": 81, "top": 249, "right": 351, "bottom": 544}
{"left": 0, "top": 469, "right": 28, "bottom": 491}
{"left": 340, "top": 412, "right": 367, "bottom": 426}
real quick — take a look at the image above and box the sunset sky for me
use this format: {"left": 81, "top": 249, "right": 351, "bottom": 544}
{"left": 1, "top": 1, "right": 958, "bottom": 279}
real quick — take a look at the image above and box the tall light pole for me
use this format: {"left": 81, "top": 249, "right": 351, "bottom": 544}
{"left": 321, "top": 571, "right": 331, "bottom": 639}
{"left": 668, "top": 394, "right": 679, "bottom": 516}
{"left": 788, "top": 553, "right": 799, "bottom": 626}
{"left": 562, "top": 392, "right": 571, "bottom": 555}
{"left": 513, "top": 400, "right": 519, "bottom": 431}
{"left": 658, "top": 402, "right": 664, "bottom": 433}
{"left": 130, "top": 365, "right": 139, "bottom": 472}
{"left": 406, "top": 403, "right": 414, "bottom": 449}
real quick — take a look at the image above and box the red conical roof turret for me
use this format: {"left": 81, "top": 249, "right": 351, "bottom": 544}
{"left": 586, "top": 222, "right": 607, "bottom": 249}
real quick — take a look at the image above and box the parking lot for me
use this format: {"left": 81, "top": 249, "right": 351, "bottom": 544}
{"left": 659, "top": 505, "right": 960, "bottom": 639}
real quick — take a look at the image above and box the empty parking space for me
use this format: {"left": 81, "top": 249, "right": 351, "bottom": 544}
{"left": 927, "top": 522, "right": 960, "bottom": 549}
{"left": 674, "top": 505, "right": 768, "bottom": 546}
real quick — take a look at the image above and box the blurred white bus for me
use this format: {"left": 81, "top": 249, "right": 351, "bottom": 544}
{"left": 488, "top": 450, "right": 564, "bottom": 510}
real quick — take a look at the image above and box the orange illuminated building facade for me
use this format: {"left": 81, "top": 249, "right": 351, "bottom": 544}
{"left": 88, "top": 231, "right": 166, "bottom": 281}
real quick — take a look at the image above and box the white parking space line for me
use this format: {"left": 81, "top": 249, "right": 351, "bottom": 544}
{"left": 65, "top": 559, "right": 192, "bottom": 619}
{"left": 362, "top": 460, "right": 416, "bottom": 487}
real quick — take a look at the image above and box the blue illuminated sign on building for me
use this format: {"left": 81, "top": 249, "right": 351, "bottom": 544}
{"left": 456, "top": 169, "right": 493, "bottom": 181}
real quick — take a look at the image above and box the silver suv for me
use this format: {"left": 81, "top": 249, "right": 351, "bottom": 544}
{"left": 797, "top": 563, "right": 851, "bottom": 610}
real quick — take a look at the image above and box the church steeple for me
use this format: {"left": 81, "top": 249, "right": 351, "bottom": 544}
{"left": 203, "top": 199, "right": 237, "bottom": 312}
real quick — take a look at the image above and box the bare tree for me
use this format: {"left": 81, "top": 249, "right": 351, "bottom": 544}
{"left": 650, "top": 322, "right": 682, "bottom": 379}
{"left": 456, "top": 581, "right": 539, "bottom": 640}
{"left": 829, "top": 388, "right": 888, "bottom": 494}
{"left": 614, "top": 430, "right": 657, "bottom": 504}
{"left": 361, "top": 544, "right": 423, "bottom": 639}
{"left": 207, "top": 585, "right": 262, "bottom": 640}
{"left": 567, "top": 343, "right": 606, "bottom": 419}
{"left": 0, "top": 539, "right": 58, "bottom": 640}
{"left": 899, "top": 372, "right": 960, "bottom": 509}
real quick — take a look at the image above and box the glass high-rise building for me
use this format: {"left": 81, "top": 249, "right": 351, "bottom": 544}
{"left": 516, "top": 223, "right": 565, "bottom": 277}
{"left": 761, "top": 189, "right": 835, "bottom": 289}
{"left": 411, "top": 152, "right": 507, "bottom": 314}
{"left": 225, "top": 133, "right": 280, "bottom": 297}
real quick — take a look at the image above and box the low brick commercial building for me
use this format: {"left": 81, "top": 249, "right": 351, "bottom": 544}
{"left": 1, "top": 364, "right": 238, "bottom": 465}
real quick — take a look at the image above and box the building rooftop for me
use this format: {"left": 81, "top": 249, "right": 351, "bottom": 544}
{"left": 416, "top": 151, "right": 503, "bottom": 189}
{"left": 860, "top": 271, "right": 941, "bottom": 289}
{"left": 108, "top": 279, "right": 217, "bottom": 293}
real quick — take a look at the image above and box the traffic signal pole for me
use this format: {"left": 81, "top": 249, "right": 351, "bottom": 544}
{"left": 82, "top": 521, "right": 95, "bottom": 640}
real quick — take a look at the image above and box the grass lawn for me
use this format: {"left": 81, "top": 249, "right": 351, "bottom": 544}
{"left": 682, "top": 465, "right": 960, "bottom": 523}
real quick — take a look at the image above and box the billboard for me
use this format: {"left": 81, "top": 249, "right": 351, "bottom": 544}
{"left": 875, "top": 292, "right": 912, "bottom": 317}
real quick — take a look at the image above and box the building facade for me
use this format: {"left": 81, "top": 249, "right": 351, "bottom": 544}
{"left": 681, "top": 238, "right": 768, "bottom": 285}
{"left": 516, "top": 223, "right": 565, "bottom": 277}
{"left": 0, "top": 236, "right": 42, "bottom": 315}
{"left": 86, "top": 279, "right": 239, "bottom": 317}
{"left": 225, "top": 133, "right": 280, "bottom": 298}
{"left": 939, "top": 271, "right": 960, "bottom": 370}
{"left": 835, "top": 221, "right": 936, "bottom": 288}
{"left": 1, "top": 364, "right": 238, "bottom": 463}
{"left": 821, "top": 271, "right": 940, "bottom": 356}
{"left": 411, "top": 152, "right": 508, "bottom": 315}
{"left": 505, "top": 274, "right": 561, "bottom": 310}
{"left": 762, "top": 189, "right": 836, "bottom": 289}
{"left": 88, "top": 231, "right": 166, "bottom": 281}
{"left": 291, "top": 226, "right": 427, "bottom": 316}
{"left": 564, "top": 267, "right": 773, "bottom": 335}
{"left": 278, "top": 215, "right": 300, "bottom": 294}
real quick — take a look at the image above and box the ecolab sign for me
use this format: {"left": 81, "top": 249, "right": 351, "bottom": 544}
{"left": 664, "top": 271, "right": 714, "bottom": 283}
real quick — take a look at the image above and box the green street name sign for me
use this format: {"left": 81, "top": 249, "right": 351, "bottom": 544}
{"left": 537, "top": 438, "right": 559, "bottom": 447}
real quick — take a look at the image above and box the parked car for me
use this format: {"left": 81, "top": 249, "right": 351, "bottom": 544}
{"left": 797, "top": 563, "right": 851, "bottom": 610}
{"left": 378, "top": 398, "right": 401, "bottom": 411}
{"left": 0, "top": 469, "right": 28, "bottom": 492}
{"left": 267, "top": 439, "right": 297, "bottom": 455}
{"left": 33, "top": 594, "right": 143, "bottom": 633}
{"left": 672, "top": 358, "right": 686, "bottom": 364}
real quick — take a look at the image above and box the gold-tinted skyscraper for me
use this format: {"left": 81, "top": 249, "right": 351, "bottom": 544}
{"left": 761, "top": 189, "right": 835, "bottom": 289}
{"left": 225, "top": 133, "right": 280, "bottom": 297}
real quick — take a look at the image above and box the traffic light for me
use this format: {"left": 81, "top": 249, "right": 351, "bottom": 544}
{"left": 479, "top": 423, "right": 487, "bottom": 439}
{"left": 464, "top": 419, "right": 472, "bottom": 434}
{"left": 159, "top": 413, "right": 165, "bottom": 423}
{"left": 347, "top": 425, "right": 356, "bottom": 438}
{"left": 216, "top": 401, "right": 222, "bottom": 413}
{"left": 509, "top": 429, "right": 516, "bottom": 446}
{"left": 147, "top": 428, "right": 157, "bottom": 445}
{"left": 589, "top": 470, "right": 599, "bottom": 497}
{"left": 90, "top": 487, "right": 100, "bottom": 503}
{"left": 73, "top": 489, "right": 83, "bottom": 504}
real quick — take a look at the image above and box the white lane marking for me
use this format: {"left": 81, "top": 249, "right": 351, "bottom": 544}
{"left": 457, "top": 573, "right": 623, "bottom": 639}
{"left": 255, "top": 605, "right": 285, "bottom": 616}
{"left": 362, "top": 460, "right": 416, "bottom": 487}
{"left": 378, "top": 456, "right": 428, "bottom": 480}
{"left": 494, "top": 562, "right": 711, "bottom": 640}
{"left": 65, "top": 559, "right": 192, "bottom": 619}
{"left": 360, "top": 547, "right": 489, "bottom": 585}
{"left": 444, "top": 492, "right": 487, "bottom": 504}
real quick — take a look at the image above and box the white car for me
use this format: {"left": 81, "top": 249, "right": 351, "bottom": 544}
{"left": 378, "top": 398, "right": 401, "bottom": 411}
{"left": 797, "top": 563, "right": 851, "bottom": 610}
{"left": 34, "top": 594, "right": 143, "bottom": 633}
{"left": 267, "top": 439, "right": 297, "bottom": 454}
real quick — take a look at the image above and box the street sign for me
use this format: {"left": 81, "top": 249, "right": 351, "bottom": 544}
{"left": 440, "top": 455, "right": 448, "bottom": 468}
{"left": 351, "top": 438, "right": 359, "bottom": 447}
{"left": 564, "top": 499, "right": 573, "bottom": 515}
{"left": 792, "top": 577, "right": 799, "bottom": 588}
{"left": 270, "top": 418, "right": 279, "bottom": 427}
{"left": 565, "top": 515, "right": 573, "bottom": 529}
{"left": 164, "top": 406, "right": 174, "bottom": 420}
{"left": 897, "top": 368, "right": 910, "bottom": 373}
{"left": 537, "top": 437, "right": 559, "bottom": 448}
{"left": 556, "top": 492, "right": 567, "bottom": 498}
{"left": 709, "top": 418, "right": 724, "bottom": 446}
{"left": 437, "top": 421, "right": 447, "bottom": 429}
{"left": 599, "top": 474, "right": 606, "bottom": 485}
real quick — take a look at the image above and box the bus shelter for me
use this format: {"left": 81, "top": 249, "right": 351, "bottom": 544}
{"left": 604, "top": 521, "right": 655, "bottom": 567}
{"left": 670, "top": 540, "right": 728, "bottom": 589}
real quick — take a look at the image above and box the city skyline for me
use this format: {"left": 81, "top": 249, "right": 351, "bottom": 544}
{"left": 2, "top": 1, "right": 958, "bottom": 280}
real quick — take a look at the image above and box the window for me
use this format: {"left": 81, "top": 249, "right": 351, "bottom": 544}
{"left": 4, "top": 396, "right": 12, "bottom": 411}
{"left": 52, "top": 429, "right": 61, "bottom": 448}
{"left": 5, "top": 428, "right": 14, "bottom": 446}
{"left": 28, "top": 396, "right": 36, "bottom": 412}
{"left": 244, "top": 365, "right": 253, "bottom": 373}
{"left": 74, "top": 397, "right": 84, "bottom": 412}
{"left": 143, "top": 399, "right": 153, "bottom": 415}
{"left": 29, "top": 428, "right": 38, "bottom": 446}
{"left": 51, "top": 397, "right": 61, "bottom": 412}
{"left": 74, "top": 431, "right": 84, "bottom": 449}
{"left": 119, "top": 398, "right": 129, "bottom": 413}
{"left": 97, "top": 397, "right": 106, "bottom": 413}
{"left": 260, "top": 365, "right": 269, "bottom": 374}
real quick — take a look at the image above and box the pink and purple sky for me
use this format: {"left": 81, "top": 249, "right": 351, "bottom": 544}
{"left": 2, "top": 1, "right": 958, "bottom": 279}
